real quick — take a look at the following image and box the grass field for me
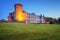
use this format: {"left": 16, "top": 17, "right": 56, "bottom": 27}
{"left": 0, "top": 22, "right": 60, "bottom": 40}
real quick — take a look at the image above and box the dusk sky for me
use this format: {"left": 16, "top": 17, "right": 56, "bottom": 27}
{"left": 0, "top": 0, "right": 60, "bottom": 20}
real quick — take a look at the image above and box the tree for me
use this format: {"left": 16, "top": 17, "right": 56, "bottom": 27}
{"left": 49, "top": 17, "right": 54, "bottom": 24}
{"left": 58, "top": 18, "right": 60, "bottom": 24}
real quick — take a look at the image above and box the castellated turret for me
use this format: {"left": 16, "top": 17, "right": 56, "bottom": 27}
{"left": 14, "top": 4, "right": 23, "bottom": 21}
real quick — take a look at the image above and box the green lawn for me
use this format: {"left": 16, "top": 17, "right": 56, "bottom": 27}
{"left": 0, "top": 22, "right": 60, "bottom": 40}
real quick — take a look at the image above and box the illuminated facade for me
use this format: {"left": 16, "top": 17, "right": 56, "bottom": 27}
{"left": 8, "top": 4, "right": 28, "bottom": 22}
{"left": 23, "top": 11, "right": 28, "bottom": 21}
{"left": 7, "top": 4, "right": 45, "bottom": 23}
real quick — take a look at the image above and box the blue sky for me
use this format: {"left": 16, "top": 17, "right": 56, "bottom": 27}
{"left": 0, "top": 0, "right": 60, "bottom": 20}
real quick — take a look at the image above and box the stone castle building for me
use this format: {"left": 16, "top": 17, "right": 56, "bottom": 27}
{"left": 8, "top": 4, "right": 46, "bottom": 23}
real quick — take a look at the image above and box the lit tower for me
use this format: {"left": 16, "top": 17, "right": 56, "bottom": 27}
{"left": 14, "top": 4, "right": 23, "bottom": 21}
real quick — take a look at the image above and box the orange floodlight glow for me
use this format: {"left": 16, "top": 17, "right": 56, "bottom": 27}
{"left": 23, "top": 12, "right": 28, "bottom": 21}
{"left": 16, "top": 12, "right": 23, "bottom": 21}
{"left": 15, "top": 4, "right": 23, "bottom": 21}
{"left": 7, "top": 4, "right": 28, "bottom": 21}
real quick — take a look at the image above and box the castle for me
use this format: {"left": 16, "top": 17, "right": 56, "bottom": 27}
{"left": 7, "top": 4, "right": 47, "bottom": 24}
